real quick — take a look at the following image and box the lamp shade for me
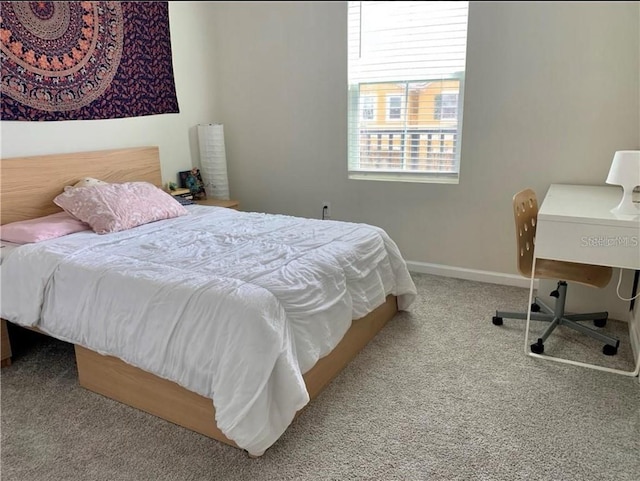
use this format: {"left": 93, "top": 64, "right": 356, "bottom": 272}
{"left": 605, "top": 150, "right": 640, "bottom": 215}
{"left": 197, "top": 123, "right": 230, "bottom": 200}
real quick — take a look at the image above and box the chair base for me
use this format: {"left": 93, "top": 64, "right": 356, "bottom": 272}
{"left": 493, "top": 282, "right": 620, "bottom": 356}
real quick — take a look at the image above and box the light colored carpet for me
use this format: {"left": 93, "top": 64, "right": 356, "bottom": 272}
{"left": 1, "top": 273, "right": 639, "bottom": 481}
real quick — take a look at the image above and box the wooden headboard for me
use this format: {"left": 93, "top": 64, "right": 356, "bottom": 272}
{"left": 0, "top": 147, "right": 162, "bottom": 225}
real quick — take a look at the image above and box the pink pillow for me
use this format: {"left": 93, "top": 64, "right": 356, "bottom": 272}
{"left": 0, "top": 212, "right": 91, "bottom": 244}
{"left": 53, "top": 181, "right": 188, "bottom": 234}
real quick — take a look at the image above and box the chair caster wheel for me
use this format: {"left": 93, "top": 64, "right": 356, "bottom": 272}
{"left": 550, "top": 290, "right": 559, "bottom": 298}
{"left": 602, "top": 344, "right": 618, "bottom": 356}
{"left": 492, "top": 316, "right": 503, "bottom": 326}
{"left": 594, "top": 318, "right": 607, "bottom": 328}
{"left": 531, "top": 341, "right": 544, "bottom": 354}
{"left": 531, "top": 303, "right": 541, "bottom": 312}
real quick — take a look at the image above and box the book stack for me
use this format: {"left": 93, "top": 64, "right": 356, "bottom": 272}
{"left": 170, "top": 188, "right": 192, "bottom": 200}
{"left": 169, "top": 188, "right": 195, "bottom": 205}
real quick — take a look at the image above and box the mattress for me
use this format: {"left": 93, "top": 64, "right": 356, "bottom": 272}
{"left": 0, "top": 205, "right": 416, "bottom": 455}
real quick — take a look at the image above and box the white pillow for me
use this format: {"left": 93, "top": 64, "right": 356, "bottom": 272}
{"left": 64, "top": 177, "right": 109, "bottom": 192}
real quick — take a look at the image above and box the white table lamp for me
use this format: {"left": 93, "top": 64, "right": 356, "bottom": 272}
{"left": 606, "top": 150, "right": 640, "bottom": 216}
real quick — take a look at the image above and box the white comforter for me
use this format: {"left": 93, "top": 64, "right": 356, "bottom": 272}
{"left": 0, "top": 205, "right": 416, "bottom": 455}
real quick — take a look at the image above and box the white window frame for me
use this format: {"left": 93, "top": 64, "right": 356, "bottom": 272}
{"left": 347, "top": 1, "right": 469, "bottom": 184}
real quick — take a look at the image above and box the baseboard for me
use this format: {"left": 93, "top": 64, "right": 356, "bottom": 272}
{"left": 406, "top": 261, "right": 539, "bottom": 290}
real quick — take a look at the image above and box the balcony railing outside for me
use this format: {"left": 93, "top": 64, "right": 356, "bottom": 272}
{"left": 357, "top": 128, "right": 458, "bottom": 172}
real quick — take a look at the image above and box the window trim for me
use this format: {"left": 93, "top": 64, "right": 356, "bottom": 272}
{"left": 348, "top": 169, "right": 460, "bottom": 184}
{"left": 348, "top": 73, "right": 466, "bottom": 185}
{"left": 347, "top": 1, "right": 469, "bottom": 184}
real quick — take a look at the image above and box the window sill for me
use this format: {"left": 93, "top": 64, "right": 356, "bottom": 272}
{"left": 348, "top": 171, "right": 459, "bottom": 184}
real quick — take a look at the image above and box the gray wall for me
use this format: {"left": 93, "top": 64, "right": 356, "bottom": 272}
{"left": 209, "top": 1, "right": 640, "bottom": 276}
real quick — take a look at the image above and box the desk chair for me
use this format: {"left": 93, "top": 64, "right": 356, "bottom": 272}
{"left": 492, "top": 188, "right": 620, "bottom": 356}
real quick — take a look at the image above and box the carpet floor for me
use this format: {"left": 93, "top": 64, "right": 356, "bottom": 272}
{"left": 1, "top": 273, "right": 639, "bottom": 481}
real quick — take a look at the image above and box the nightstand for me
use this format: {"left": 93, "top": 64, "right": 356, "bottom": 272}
{"left": 1, "top": 319, "right": 12, "bottom": 368}
{"left": 195, "top": 199, "right": 240, "bottom": 210}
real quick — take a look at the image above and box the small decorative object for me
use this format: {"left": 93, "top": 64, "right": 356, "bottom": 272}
{"left": 63, "top": 177, "right": 108, "bottom": 192}
{"left": 179, "top": 168, "right": 207, "bottom": 200}
{"left": 606, "top": 150, "right": 640, "bottom": 216}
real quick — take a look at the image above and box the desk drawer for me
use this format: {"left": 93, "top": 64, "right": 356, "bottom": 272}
{"left": 535, "top": 220, "right": 640, "bottom": 269}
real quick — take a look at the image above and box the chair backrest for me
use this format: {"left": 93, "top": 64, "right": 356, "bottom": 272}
{"left": 512, "top": 188, "right": 538, "bottom": 278}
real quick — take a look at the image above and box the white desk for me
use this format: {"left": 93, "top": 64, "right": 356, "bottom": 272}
{"left": 525, "top": 184, "right": 640, "bottom": 377}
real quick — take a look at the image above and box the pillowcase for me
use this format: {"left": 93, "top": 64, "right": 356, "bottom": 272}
{"left": 53, "top": 181, "right": 189, "bottom": 234}
{"left": 64, "top": 177, "right": 109, "bottom": 192}
{"left": 0, "top": 212, "right": 91, "bottom": 244}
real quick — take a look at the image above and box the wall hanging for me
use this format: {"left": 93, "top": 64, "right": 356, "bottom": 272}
{"left": 197, "top": 123, "right": 230, "bottom": 201}
{"left": 0, "top": 1, "right": 179, "bottom": 121}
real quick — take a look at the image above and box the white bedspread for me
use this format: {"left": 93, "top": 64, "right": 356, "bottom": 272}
{"left": 0, "top": 205, "right": 416, "bottom": 455}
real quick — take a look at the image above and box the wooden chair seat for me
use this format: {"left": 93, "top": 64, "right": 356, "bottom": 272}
{"left": 534, "top": 258, "right": 612, "bottom": 289}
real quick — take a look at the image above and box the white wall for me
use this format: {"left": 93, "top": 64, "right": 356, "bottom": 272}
{"left": 0, "top": 2, "right": 217, "bottom": 186}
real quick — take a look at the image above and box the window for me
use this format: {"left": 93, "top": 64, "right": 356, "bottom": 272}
{"left": 435, "top": 92, "right": 459, "bottom": 121}
{"left": 348, "top": 1, "right": 469, "bottom": 183}
{"left": 386, "top": 94, "right": 404, "bottom": 121}
{"left": 360, "top": 95, "right": 376, "bottom": 120}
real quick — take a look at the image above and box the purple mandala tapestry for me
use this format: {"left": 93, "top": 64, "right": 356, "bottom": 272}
{"left": 0, "top": 1, "right": 179, "bottom": 121}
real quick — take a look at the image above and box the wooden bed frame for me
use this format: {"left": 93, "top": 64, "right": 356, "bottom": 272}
{"left": 0, "top": 146, "right": 398, "bottom": 455}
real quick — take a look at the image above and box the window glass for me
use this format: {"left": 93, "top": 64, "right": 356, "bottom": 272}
{"left": 348, "top": 1, "right": 469, "bottom": 183}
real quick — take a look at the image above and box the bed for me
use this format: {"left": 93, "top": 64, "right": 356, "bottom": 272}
{"left": 0, "top": 146, "right": 417, "bottom": 457}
